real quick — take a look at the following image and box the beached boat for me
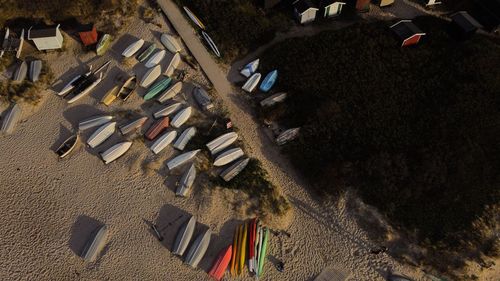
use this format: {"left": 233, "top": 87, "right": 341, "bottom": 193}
{"left": 87, "top": 122, "right": 116, "bottom": 148}
{"left": 122, "top": 38, "right": 144, "bottom": 58}
{"left": 206, "top": 132, "right": 238, "bottom": 155}
{"left": 248, "top": 218, "right": 257, "bottom": 273}
{"left": 56, "top": 134, "right": 79, "bottom": 158}
{"left": 230, "top": 225, "right": 239, "bottom": 275}
{"left": 201, "top": 31, "right": 220, "bottom": 57}
{"left": 150, "top": 130, "right": 177, "bottom": 154}
{"left": 173, "top": 126, "right": 196, "bottom": 151}
{"left": 170, "top": 106, "right": 192, "bottom": 128}
{"left": 145, "top": 116, "right": 169, "bottom": 141}
{"left": 276, "top": 127, "right": 300, "bottom": 145}
{"left": 167, "top": 149, "right": 200, "bottom": 170}
{"left": 161, "top": 33, "right": 182, "bottom": 54}
{"left": 100, "top": 141, "right": 132, "bottom": 164}
{"left": 117, "top": 75, "right": 137, "bottom": 101}
{"left": 119, "top": 116, "right": 147, "bottom": 135}
{"left": 209, "top": 245, "right": 232, "bottom": 281}
{"left": 240, "top": 59, "right": 259, "bottom": 78}
{"left": 242, "top": 73, "right": 261, "bottom": 93}
{"left": 144, "top": 77, "right": 171, "bottom": 100}
{"left": 67, "top": 72, "right": 103, "bottom": 104}
{"left": 260, "top": 92, "right": 287, "bottom": 107}
{"left": 79, "top": 115, "right": 113, "bottom": 131}
{"left": 185, "top": 229, "right": 211, "bottom": 268}
{"left": 165, "top": 52, "right": 180, "bottom": 77}
{"left": 193, "top": 87, "right": 214, "bottom": 111}
{"left": 1, "top": 103, "right": 21, "bottom": 135}
{"left": 257, "top": 227, "right": 269, "bottom": 277}
{"left": 259, "top": 70, "right": 278, "bottom": 92}
{"left": 140, "top": 65, "right": 162, "bottom": 88}
{"left": 82, "top": 225, "right": 108, "bottom": 261}
{"left": 137, "top": 43, "right": 156, "bottom": 62}
{"left": 57, "top": 66, "right": 93, "bottom": 97}
{"left": 176, "top": 163, "right": 196, "bottom": 197}
{"left": 239, "top": 223, "right": 248, "bottom": 273}
{"left": 29, "top": 60, "right": 42, "bottom": 82}
{"left": 101, "top": 85, "right": 119, "bottom": 106}
{"left": 236, "top": 224, "right": 244, "bottom": 274}
{"left": 153, "top": 102, "right": 182, "bottom": 119}
{"left": 13, "top": 60, "right": 27, "bottom": 82}
{"left": 214, "top": 148, "right": 244, "bottom": 166}
{"left": 145, "top": 49, "right": 166, "bottom": 68}
{"left": 173, "top": 216, "right": 196, "bottom": 256}
{"left": 157, "top": 81, "right": 182, "bottom": 103}
{"left": 96, "top": 34, "right": 112, "bottom": 56}
{"left": 220, "top": 158, "right": 249, "bottom": 182}
{"left": 183, "top": 6, "right": 206, "bottom": 30}
{"left": 255, "top": 225, "right": 263, "bottom": 276}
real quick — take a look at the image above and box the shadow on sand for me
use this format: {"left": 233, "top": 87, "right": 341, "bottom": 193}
{"left": 68, "top": 215, "right": 105, "bottom": 257}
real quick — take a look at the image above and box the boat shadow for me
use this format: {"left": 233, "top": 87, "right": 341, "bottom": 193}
{"left": 49, "top": 58, "right": 92, "bottom": 93}
{"left": 50, "top": 123, "right": 75, "bottom": 153}
{"left": 87, "top": 65, "right": 124, "bottom": 103}
{"left": 68, "top": 215, "right": 105, "bottom": 258}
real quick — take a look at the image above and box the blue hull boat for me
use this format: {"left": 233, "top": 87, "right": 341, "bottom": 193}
{"left": 259, "top": 70, "right": 278, "bottom": 92}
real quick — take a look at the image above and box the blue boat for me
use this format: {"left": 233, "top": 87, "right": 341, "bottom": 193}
{"left": 259, "top": 70, "right": 278, "bottom": 92}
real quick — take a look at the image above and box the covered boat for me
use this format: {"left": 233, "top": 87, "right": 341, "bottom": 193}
{"left": 240, "top": 59, "right": 259, "bottom": 78}
{"left": 176, "top": 163, "right": 196, "bottom": 197}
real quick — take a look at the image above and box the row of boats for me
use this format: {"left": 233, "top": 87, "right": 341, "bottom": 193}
{"left": 182, "top": 6, "right": 221, "bottom": 58}
{"left": 12, "top": 59, "right": 42, "bottom": 82}
{"left": 241, "top": 59, "right": 278, "bottom": 93}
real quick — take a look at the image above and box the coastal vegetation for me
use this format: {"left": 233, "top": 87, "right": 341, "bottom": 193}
{"left": 259, "top": 16, "right": 500, "bottom": 275}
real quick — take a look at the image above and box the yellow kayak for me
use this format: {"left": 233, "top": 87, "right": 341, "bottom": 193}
{"left": 101, "top": 85, "right": 119, "bottom": 106}
{"left": 230, "top": 225, "right": 239, "bottom": 275}
{"left": 239, "top": 222, "right": 248, "bottom": 273}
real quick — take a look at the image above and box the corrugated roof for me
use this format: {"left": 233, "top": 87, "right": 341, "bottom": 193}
{"left": 293, "top": 0, "right": 318, "bottom": 14}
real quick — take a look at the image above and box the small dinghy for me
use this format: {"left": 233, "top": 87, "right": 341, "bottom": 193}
{"left": 145, "top": 116, "right": 169, "bottom": 141}
{"left": 81, "top": 225, "right": 108, "bottom": 262}
{"left": 157, "top": 81, "right": 182, "bottom": 103}
{"left": 201, "top": 31, "right": 220, "bottom": 57}
{"left": 144, "top": 77, "right": 171, "bottom": 100}
{"left": 140, "top": 65, "right": 162, "bottom": 88}
{"left": 161, "top": 33, "right": 182, "bottom": 54}
{"left": 150, "top": 130, "right": 177, "bottom": 154}
{"left": 137, "top": 43, "right": 157, "bottom": 62}
{"left": 79, "top": 115, "right": 113, "bottom": 131}
{"left": 206, "top": 132, "right": 238, "bottom": 155}
{"left": 176, "top": 163, "right": 196, "bottom": 197}
{"left": 57, "top": 67, "right": 93, "bottom": 97}
{"left": 145, "top": 49, "right": 166, "bottom": 68}
{"left": 29, "top": 60, "right": 42, "bottom": 82}
{"left": 193, "top": 87, "right": 214, "bottom": 111}
{"left": 276, "top": 127, "right": 300, "bottom": 145}
{"left": 87, "top": 122, "right": 116, "bottom": 148}
{"left": 242, "top": 73, "right": 261, "bottom": 93}
{"left": 56, "top": 134, "right": 79, "bottom": 158}
{"left": 153, "top": 102, "right": 182, "bottom": 119}
{"left": 173, "top": 216, "right": 196, "bottom": 256}
{"left": 13, "top": 60, "right": 27, "bottom": 82}
{"left": 209, "top": 245, "right": 233, "bottom": 281}
{"left": 185, "top": 229, "right": 211, "bottom": 268}
{"left": 100, "top": 142, "right": 132, "bottom": 164}
{"left": 259, "top": 70, "right": 278, "bottom": 92}
{"left": 122, "top": 38, "right": 144, "bottom": 58}
{"left": 117, "top": 75, "right": 137, "bottom": 101}
{"left": 101, "top": 85, "right": 119, "bottom": 106}
{"left": 260, "top": 92, "right": 287, "bottom": 107}
{"left": 67, "top": 72, "right": 103, "bottom": 104}
{"left": 165, "top": 52, "right": 181, "bottom": 77}
{"left": 220, "top": 158, "right": 250, "bottom": 182}
{"left": 183, "top": 6, "right": 206, "bottom": 30}
{"left": 96, "top": 34, "right": 112, "bottom": 56}
{"left": 173, "top": 126, "right": 196, "bottom": 150}
{"left": 1, "top": 103, "right": 21, "bottom": 135}
{"left": 214, "top": 148, "right": 244, "bottom": 166}
{"left": 240, "top": 59, "right": 259, "bottom": 78}
{"left": 119, "top": 116, "right": 147, "bottom": 135}
{"left": 167, "top": 149, "right": 200, "bottom": 170}
{"left": 170, "top": 106, "right": 192, "bottom": 128}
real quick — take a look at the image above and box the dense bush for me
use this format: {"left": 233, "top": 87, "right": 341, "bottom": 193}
{"left": 260, "top": 16, "right": 500, "bottom": 255}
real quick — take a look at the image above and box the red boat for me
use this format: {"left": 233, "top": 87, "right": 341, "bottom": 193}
{"left": 145, "top": 117, "right": 169, "bottom": 140}
{"left": 209, "top": 245, "right": 232, "bottom": 281}
{"left": 248, "top": 218, "right": 257, "bottom": 273}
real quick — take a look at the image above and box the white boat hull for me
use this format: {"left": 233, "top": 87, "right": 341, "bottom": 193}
{"left": 213, "top": 148, "right": 244, "bottom": 166}
{"left": 167, "top": 149, "right": 200, "bottom": 170}
{"left": 170, "top": 106, "right": 192, "bottom": 128}
{"left": 140, "top": 65, "right": 161, "bottom": 88}
{"left": 87, "top": 122, "right": 116, "bottom": 148}
{"left": 242, "top": 73, "right": 261, "bottom": 93}
{"left": 145, "top": 50, "right": 166, "bottom": 68}
{"left": 173, "top": 127, "right": 196, "bottom": 151}
{"left": 150, "top": 131, "right": 177, "bottom": 154}
{"left": 122, "top": 39, "right": 145, "bottom": 58}
{"left": 100, "top": 142, "right": 132, "bottom": 164}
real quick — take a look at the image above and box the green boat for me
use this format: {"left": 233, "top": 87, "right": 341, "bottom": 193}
{"left": 257, "top": 227, "right": 269, "bottom": 277}
{"left": 96, "top": 34, "right": 112, "bottom": 56}
{"left": 144, "top": 77, "right": 171, "bottom": 100}
{"left": 137, "top": 43, "right": 157, "bottom": 62}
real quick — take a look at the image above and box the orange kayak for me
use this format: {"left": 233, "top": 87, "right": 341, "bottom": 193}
{"left": 230, "top": 226, "right": 239, "bottom": 275}
{"left": 209, "top": 245, "right": 232, "bottom": 281}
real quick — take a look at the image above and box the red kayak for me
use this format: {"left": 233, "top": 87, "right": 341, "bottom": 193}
{"left": 248, "top": 218, "right": 257, "bottom": 273}
{"left": 209, "top": 245, "right": 233, "bottom": 281}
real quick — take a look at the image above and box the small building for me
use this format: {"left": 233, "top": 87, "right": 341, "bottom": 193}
{"left": 263, "top": 0, "right": 281, "bottom": 9}
{"left": 390, "top": 20, "right": 426, "bottom": 47}
{"left": 320, "top": 0, "right": 346, "bottom": 17}
{"left": 79, "top": 25, "right": 98, "bottom": 46}
{"left": 293, "top": 0, "right": 319, "bottom": 24}
{"left": 0, "top": 28, "right": 24, "bottom": 58}
{"left": 373, "top": 0, "right": 394, "bottom": 7}
{"left": 450, "top": 11, "right": 482, "bottom": 39}
{"left": 28, "top": 24, "right": 63, "bottom": 51}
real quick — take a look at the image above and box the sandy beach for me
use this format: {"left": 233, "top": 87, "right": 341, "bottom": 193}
{"left": 1, "top": 2, "right": 498, "bottom": 281}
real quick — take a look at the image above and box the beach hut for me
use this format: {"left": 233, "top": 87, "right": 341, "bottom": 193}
{"left": 450, "top": 11, "right": 482, "bottom": 39}
{"left": 320, "top": 0, "right": 346, "bottom": 17}
{"left": 28, "top": 24, "right": 63, "bottom": 51}
{"left": 0, "top": 28, "right": 24, "bottom": 58}
{"left": 390, "top": 20, "right": 426, "bottom": 47}
{"left": 373, "top": 0, "right": 394, "bottom": 7}
{"left": 79, "top": 25, "right": 98, "bottom": 46}
{"left": 293, "top": 0, "right": 319, "bottom": 24}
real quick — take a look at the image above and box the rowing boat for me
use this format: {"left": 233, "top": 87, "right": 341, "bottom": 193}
{"left": 176, "top": 163, "right": 196, "bottom": 197}
{"left": 260, "top": 92, "right": 287, "bottom": 107}
{"left": 153, "top": 102, "right": 182, "bottom": 119}
{"left": 240, "top": 59, "right": 259, "bottom": 78}
{"left": 137, "top": 43, "right": 156, "bottom": 62}
{"left": 13, "top": 60, "right": 27, "bottom": 82}
{"left": 87, "top": 122, "right": 116, "bottom": 148}
{"left": 220, "top": 158, "right": 249, "bottom": 182}
{"left": 140, "top": 65, "right": 162, "bottom": 88}
{"left": 145, "top": 49, "right": 166, "bottom": 68}
{"left": 122, "top": 38, "right": 144, "bottom": 58}
{"left": 119, "top": 116, "right": 147, "bottom": 135}
{"left": 259, "top": 70, "right": 278, "bottom": 92}
{"left": 150, "top": 130, "right": 177, "bottom": 154}
{"left": 166, "top": 149, "right": 200, "bottom": 170}
{"left": 101, "top": 85, "right": 119, "bottom": 106}
{"left": 29, "top": 60, "right": 42, "bottom": 82}
{"left": 79, "top": 115, "right": 113, "bottom": 131}
{"left": 144, "top": 77, "right": 171, "bottom": 100}
{"left": 206, "top": 132, "right": 238, "bottom": 155}
{"left": 183, "top": 6, "right": 206, "bottom": 30}
{"left": 173, "top": 216, "right": 196, "bottom": 256}
{"left": 173, "top": 126, "right": 196, "bottom": 151}
{"left": 157, "top": 81, "right": 182, "bottom": 103}
{"left": 170, "top": 106, "right": 192, "bottom": 128}
{"left": 193, "top": 87, "right": 214, "bottom": 111}
{"left": 82, "top": 225, "right": 108, "bottom": 261}
{"left": 56, "top": 134, "right": 79, "bottom": 158}
{"left": 242, "top": 73, "right": 261, "bottom": 93}
{"left": 201, "top": 31, "right": 221, "bottom": 57}
{"left": 276, "top": 127, "right": 300, "bottom": 145}
{"left": 1, "top": 103, "right": 21, "bottom": 135}
{"left": 165, "top": 52, "right": 180, "bottom": 77}
{"left": 100, "top": 142, "right": 132, "bottom": 164}
{"left": 185, "top": 229, "right": 211, "bottom": 268}
{"left": 145, "top": 116, "right": 169, "bottom": 141}
{"left": 161, "top": 33, "right": 182, "bottom": 54}
{"left": 96, "top": 34, "right": 112, "bottom": 56}
{"left": 117, "top": 76, "right": 137, "bottom": 101}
